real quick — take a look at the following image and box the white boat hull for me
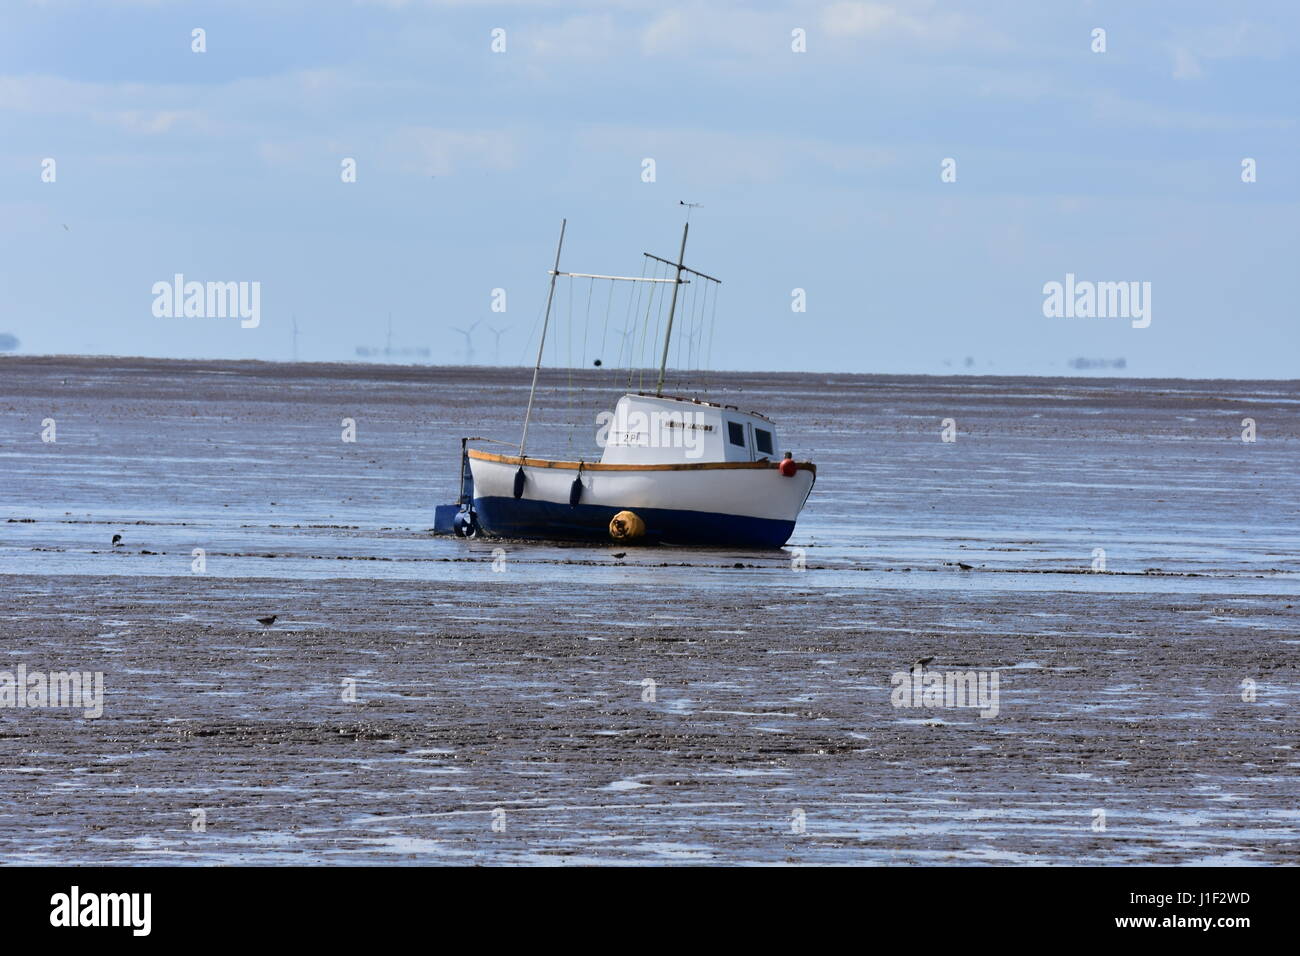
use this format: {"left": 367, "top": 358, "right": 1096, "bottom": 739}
{"left": 466, "top": 451, "right": 815, "bottom": 548}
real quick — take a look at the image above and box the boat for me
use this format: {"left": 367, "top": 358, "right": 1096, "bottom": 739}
{"left": 435, "top": 217, "right": 816, "bottom": 548}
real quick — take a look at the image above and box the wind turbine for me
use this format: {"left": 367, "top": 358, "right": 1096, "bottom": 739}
{"left": 453, "top": 320, "right": 482, "bottom": 365}
{"left": 685, "top": 322, "right": 705, "bottom": 367}
{"left": 487, "top": 325, "right": 509, "bottom": 365}
{"left": 610, "top": 324, "right": 637, "bottom": 366}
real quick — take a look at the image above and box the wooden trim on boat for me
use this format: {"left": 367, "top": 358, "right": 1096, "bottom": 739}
{"left": 468, "top": 448, "right": 816, "bottom": 474}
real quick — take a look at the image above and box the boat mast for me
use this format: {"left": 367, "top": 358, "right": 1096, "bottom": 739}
{"left": 654, "top": 221, "right": 689, "bottom": 397}
{"left": 519, "top": 218, "right": 566, "bottom": 457}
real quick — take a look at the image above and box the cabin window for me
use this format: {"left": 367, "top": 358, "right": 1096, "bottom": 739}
{"left": 727, "top": 421, "right": 746, "bottom": 447}
{"left": 754, "top": 428, "right": 774, "bottom": 456}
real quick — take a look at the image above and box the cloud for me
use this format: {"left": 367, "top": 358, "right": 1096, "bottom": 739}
{"left": 1091, "top": 91, "right": 1294, "bottom": 133}
{"left": 1171, "top": 48, "right": 1202, "bottom": 81}
{"left": 640, "top": 9, "right": 690, "bottom": 55}
{"left": 93, "top": 109, "right": 208, "bottom": 134}
{"left": 526, "top": 14, "right": 618, "bottom": 58}
{"left": 0, "top": 73, "right": 113, "bottom": 112}
{"left": 638, "top": 6, "right": 787, "bottom": 58}
{"left": 388, "top": 126, "right": 519, "bottom": 176}
{"left": 822, "top": 1, "right": 920, "bottom": 38}
{"left": 819, "top": 0, "right": 1007, "bottom": 51}
{"left": 1167, "top": 19, "right": 1294, "bottom": 79}
{"left": 579, "top": 124, "right": 894, "bottom": 185}
{"left": 1170, "top": 20, "right": 1293, "bottom": 61}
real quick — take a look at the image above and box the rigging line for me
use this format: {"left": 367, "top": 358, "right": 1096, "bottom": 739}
{"left": 566, "top": 274, "right": 574, "bottom": 371}
{"left": 598, "top": 277, "right": 614, "bottom": 371}
{"left": 645, "top": 261, "right": 666, "bottom": 392}
{"left": 686, "top": 274, "right": 700, "bottom": 385}
{"left": 685, "top": 275, "right": 695, "bottom": 373}
{"left": 622, "top": 258, "right": 647, "bottom": 386}
{"left": 702, "top": 279, "right": 715, "bottom": 393}
{"left": 675, "top": 271, "right": 691, "bottom": 389}
{"left": 689, "top": 281, "right": 700, "bottom": 391}
{"left": 696, "top": 282, "right": 709, "bottom": 383}
{"left": 626, "top": 266, "right": 641, "bottom": 390}
{"left": 686, "top": 275, "right": 703, "bottom": 390}
{"left": 696, "top": 281, "right": 708, "bottom": 373}
{"left": 521, "top": 276, "right": 553, "bottom": 438}
{"left": 631, "top": 260, "right": 647, "bottom": 375}
{"left": 646, "top": 260, "right": 669, "bottom": 393}
{"left": 582, "top": 276, "right": 593, "bottom": 376}
{"left": 632, "top": 260, "right": 660, "bottom": 391}
{"left": 700, "top": 282, "right": 714, "bottom": 372}
{"left": 694, "top": 280, "right": 705, "bottom": 393}
{"left": 518, "top": 281, "right": 550, "bottom": 368}
{"left": 712, "top": 278, "right": 722, "bottom": 395}
{"left": 642, "top": 260, "right": 665, "bottom": 390}
{"left": 633, "top": 264, "right": 649, "bottom": 392}
{"left": 688, "top": 273, "right": 702, "bottom": 386}
{"left": 579, "top": 276, "right": 593, "bottom": 451}
{"left": 676, "top": 277, "right": 685, "bottom": 389}
{"left": 567, "top": 276, "right": 578, "bottom": 451}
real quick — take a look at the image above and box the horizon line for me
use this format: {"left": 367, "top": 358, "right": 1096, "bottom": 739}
{"left": 2, "top": 353, "right": 1296, "bottom": 386}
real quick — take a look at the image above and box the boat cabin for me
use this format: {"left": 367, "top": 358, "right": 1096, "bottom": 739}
{"left": 597, "top": 392, "right": 780, "bottom": 466}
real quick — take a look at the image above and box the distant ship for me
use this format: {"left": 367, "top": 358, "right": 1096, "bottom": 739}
{"left": 436, "top": 218, "right": 816, "bottom": 548}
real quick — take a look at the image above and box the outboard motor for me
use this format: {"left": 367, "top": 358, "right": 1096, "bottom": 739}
{"left": 435, "top": 438, "right": 479, "bottom": 536}
{"left": 453, "top": 507, "right": 478, "bottom": 537}
{"left": 456, "top": 439, "right": 478, "bottom": 534}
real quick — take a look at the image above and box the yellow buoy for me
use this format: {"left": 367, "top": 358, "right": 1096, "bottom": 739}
{"left": 609, "top": 510, "right": 645, "bottom": 541}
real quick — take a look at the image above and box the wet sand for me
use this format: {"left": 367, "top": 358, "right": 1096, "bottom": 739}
{"left": 1, "top": 357, "right": 1297, "bottom": 864}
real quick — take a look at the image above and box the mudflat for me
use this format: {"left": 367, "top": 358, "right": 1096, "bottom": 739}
{"left": 1, "top": 356, "right": 1296, "bottom": 864}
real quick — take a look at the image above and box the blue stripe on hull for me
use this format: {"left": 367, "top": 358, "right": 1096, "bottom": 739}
{"left": 473, "top": 496, "right": 797, "bottom": 548}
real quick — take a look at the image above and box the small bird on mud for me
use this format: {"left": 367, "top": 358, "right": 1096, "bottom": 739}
{"left": 912, "top": 656, "right": 935, "bottom": 669}
{"left": 957, "top": 562, "right": 974, "bottom": 570}
{"left": 111, "top": 534, "right": 123, "bottom": 547}
{"left": 611, "top": 552, "right": 626, "bottom": 559}
{"left": 256, "top": 614, "right": 278, "bottom": 626}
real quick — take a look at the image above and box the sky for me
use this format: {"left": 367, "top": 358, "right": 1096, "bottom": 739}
{"left": 1, "top": 0, "right": 1296, "bottom": 377}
